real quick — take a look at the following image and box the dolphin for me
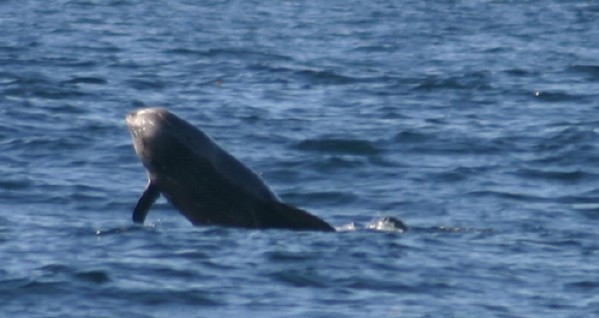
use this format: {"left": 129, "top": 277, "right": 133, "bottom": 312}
{"left": 126, "top": 107, "right": 335, "bottom": 232}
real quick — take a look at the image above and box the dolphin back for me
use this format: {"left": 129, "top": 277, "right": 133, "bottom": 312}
{"left": 170, "top": 114, "right": 280, "bottom": 203}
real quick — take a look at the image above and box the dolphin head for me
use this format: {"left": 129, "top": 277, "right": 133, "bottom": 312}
{"left": 126, "top": 108, "right": 171, "bottom": 170}
{"left": 126, "top": 107, "right": 212, "bottom": 173}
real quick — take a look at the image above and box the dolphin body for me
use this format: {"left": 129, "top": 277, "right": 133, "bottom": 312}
{"left": 126, "top": 108, "right": 334, "bottom": 232}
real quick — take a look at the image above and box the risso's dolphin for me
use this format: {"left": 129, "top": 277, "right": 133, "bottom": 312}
{"left": 126, "top": 108, "right": 334, "bottom": 232}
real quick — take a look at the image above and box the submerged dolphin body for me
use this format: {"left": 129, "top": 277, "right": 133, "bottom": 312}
{"left": 126, "top": 108, "right": 334, "bottom": 232}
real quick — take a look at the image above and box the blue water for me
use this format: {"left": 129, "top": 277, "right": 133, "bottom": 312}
{"left": 1, "top": 0, "right": 599, "bottom": 316}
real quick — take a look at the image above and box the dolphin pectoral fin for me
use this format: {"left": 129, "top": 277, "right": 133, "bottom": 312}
{"left": 132, "top": 182, "right": 160, "bottom": 224}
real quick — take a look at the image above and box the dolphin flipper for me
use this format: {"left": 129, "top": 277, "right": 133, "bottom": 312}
{"left": 133, "top": 181, "right": 160, "bottom": 224}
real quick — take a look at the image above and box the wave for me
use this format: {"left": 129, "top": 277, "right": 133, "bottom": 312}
{"left": 569, "top": 64, "right": 599, "bottom": 80}
{"left": 412, "top": 71, "right": 493, "bottom": 91}
{"left": 512, "top": 167, "right": 592, "bottom": 182}
{"left": 295, "top": 137, "right": 382, "bottom": 156}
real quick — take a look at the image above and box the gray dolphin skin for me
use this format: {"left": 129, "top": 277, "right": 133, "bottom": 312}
{"left": 126, "top": 108, "right": 335, "bottom": 231}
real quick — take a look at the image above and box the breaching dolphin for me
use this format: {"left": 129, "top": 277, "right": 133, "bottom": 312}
{"left": 126, "top": 107, "right": 335, "bottom": 232}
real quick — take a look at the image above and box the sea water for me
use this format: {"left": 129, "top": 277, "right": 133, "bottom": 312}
{"left": 1, "top": 0, "right": 598, "bottom": 317}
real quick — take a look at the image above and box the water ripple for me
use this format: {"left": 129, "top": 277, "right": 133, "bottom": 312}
{"left": 295, "top": 137, "right": 382, "bottom": 155}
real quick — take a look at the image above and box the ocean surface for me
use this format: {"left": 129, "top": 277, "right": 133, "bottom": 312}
{"left": 1, "top": 0, "right": 599, "bottom": 317}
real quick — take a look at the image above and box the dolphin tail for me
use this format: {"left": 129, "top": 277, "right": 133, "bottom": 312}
{"left": 258, "top": 202, "right": 335, "bottom": 232}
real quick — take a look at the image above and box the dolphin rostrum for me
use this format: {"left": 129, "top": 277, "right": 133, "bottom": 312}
{"left": 126, "top": 107, "right": 334, "bottom": 232}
